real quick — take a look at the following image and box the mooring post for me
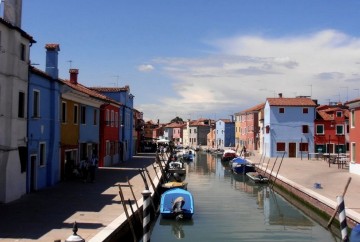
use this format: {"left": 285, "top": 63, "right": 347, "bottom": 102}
{"left": 65, "top": 222, "right": 85, "bottom": 242}
{"left": 142, "top": 189, "right": 152, "bottom": 242}
{"left": 337, "top": 195, "right": 349, "bottom": 242}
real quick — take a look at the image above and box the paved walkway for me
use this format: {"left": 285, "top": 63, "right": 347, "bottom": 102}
{"left": 0, "top": 153, "right": 160, "bottom": 242}
{"left": 247, "top": 151, "right": 360, "bottom": 224}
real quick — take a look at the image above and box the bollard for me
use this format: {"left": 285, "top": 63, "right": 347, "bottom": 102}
{"left": 65, "top": 222, "right": 85, "bottom": 242}
{"left": 337, "top": 196, "right": 349, "bottom": 242}
{"left": 142, "top": 189, "right": 152, "bottom": 242}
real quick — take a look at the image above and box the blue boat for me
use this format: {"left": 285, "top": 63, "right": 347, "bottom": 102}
{"left": 230, "top": 157, "right": 255, "bottom": 174}
{"left": 160, "top": 188, "right": 194, "bottom": 220}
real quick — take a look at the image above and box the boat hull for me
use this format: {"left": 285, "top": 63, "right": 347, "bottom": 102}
{"left": 160, "top": 188, "right": 194, "bottom": 220}
{"left": 246, "top": 172, "right": 269, "bottom": 183}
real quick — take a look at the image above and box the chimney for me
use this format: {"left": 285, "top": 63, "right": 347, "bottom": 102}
{"left": 4, "top": 0, "right": 22, "bottom": 27}
{"left": 69, "top": 69, "right": 79, "bottom": 84}
{"left": 278, "top": 93, "right": 283, "bottom": 98}
{"left": 45, "top": 44, "right": 60, "bottom": 79}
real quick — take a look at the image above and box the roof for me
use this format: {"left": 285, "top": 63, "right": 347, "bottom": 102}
{"left": 164, "top": 122, "right": 185, "bottom": 128}
{"left": 267, "top": 97, "right": 317, "bottom": 107}
{"left": 316, "top": 105, "right": 350, "bottom": 121}
{"left": 0, "top": 18, "right": 35, "bottom": 43}
{"left": 236, "top": 102, "right": 265, "bottom": 115}
{"left": 89, "top": 86, "right": 130, "bottom": 92}
{"left": 62, "top": 80, "right": 122, "bottom": 106}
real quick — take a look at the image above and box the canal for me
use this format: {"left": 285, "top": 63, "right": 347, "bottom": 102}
{"left": 149, "top": 151, "right": 341, "bottom": 242}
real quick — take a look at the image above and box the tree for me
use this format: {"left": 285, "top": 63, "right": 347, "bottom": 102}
{"left": 170, "top": 116, "right": 184, "bottom": 123}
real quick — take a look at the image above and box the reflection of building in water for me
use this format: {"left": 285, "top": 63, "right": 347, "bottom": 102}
{"left": 230, "top": 175, "right": 313, "bottom": 228}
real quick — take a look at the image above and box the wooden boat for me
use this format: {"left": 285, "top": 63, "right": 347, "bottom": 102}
{"left": 246, "top": 172, "right": 269, "bottom": 183}
{"left": 161, "top": 181, "right": 188, "bottom": 192}
{"left": 160, "top": 188, "right": 194, "bottom": 220}
{"left": 221, "top": 149, "right": 237, "bottom": 162}
{"left": 230, "top": 157, "right": 256, "bottom": 174}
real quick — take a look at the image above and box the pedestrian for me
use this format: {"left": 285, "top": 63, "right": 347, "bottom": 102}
{"left": 89, "top": 154, "right": 98, "bottom": 183}
{"left": 242, "top": 146, "right": 247, "bottom": 157}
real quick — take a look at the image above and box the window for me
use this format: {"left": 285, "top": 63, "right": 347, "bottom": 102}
{"left": 73, "top": 104, "right": 78, "bottom": 124}
{"left": 39, "top": 143, "right": 46, "bottom": 166}
{"left": 106, "top": 141, "right": 110, "bottom": 155}
{"left": 336, "top": 111, "right": 342, "bottom": 117}
{"left": 316, "top": 124, "right": 324, "bottom": 134}
{"left": 33, "top": 90, "right": 40, "bottom": 118}
{"left": 265, "top": 125, "right": 270, "bottom": 134}
{"left": 20, "top": 43, "right": 26, "bottom": 61}
{"left": 351, "top": 110, "right": 355, "bottom": 127}
{"left": 336, "top": 125, "right": 344, "bottom": 135}
{"left": 302, "top": 125, "right": 309, "bottom": 133}
{"left": 80, "top": 106, "right": 86, "bottom": 124}
{"left": 276, "top": 142, "right": 285, "bottom": 151}
{"left": 303, "top": 108, "right": 308, "bottom": 114}
{"left": 111, "top": 110, "right": 114, "bottom": 127}
{"left": 115, "top": 112, "right": 118, "bottom": 127}
{"left": 299, "top": 142, "right": 308, "bottom": 152}
{"left": 61, "top": 102, "right": 67, "bottom": 123}
{"left": 106, "top": 110, "right": 110, "bottom": 126}
{"left": 279, "top": 107, "right": 285, "bottom": 114}
{"left": 18, "top": 91, "right": 25, "bottom": 118}
{"left": 351, "top": 142, "right": 356, "bottom": 162}
{"left": 93, "top": 109, "right": 97, "bottom": 125}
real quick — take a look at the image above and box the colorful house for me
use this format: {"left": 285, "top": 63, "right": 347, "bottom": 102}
{"left": 235, "top": 103, "right": 264, "bottom": 152}
{"left": 215, "top": 119, "right": 235, "bottom": 149}
{"left": 90, "top": 87, "right": 134, "bottom": 162}
{"left": 314, "top": 103, "right": 349, "bottom": 154}
{"left": 27, "top": 44, "right": 62, "bottom": 192}
{"left": 188, "top": 118, "right": 213, "bottom": 149}
{"left": 345, "top": 98, "right": 360, "bottom": 175}
{"left": 264, "top": 94, "right": 317, "bottom": 158}
{"left": 0, "top": 16, "right": 35, "bottom": 203}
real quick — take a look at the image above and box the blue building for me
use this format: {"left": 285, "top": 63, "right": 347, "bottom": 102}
{"left": 216, "top": 119, "right": 235, "bottom": 149}
{"left": 263, "top": 94, "right": 317, "bottom": 158}
{"left": 27, "top": 44, "right": 62, "bottom": 192}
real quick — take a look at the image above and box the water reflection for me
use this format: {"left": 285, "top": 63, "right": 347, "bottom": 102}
{"left": 151, "top": 151, "right": 341, "bottom": 242}
{"left": 159, "top": 218, "right": 194, "bottom": 240}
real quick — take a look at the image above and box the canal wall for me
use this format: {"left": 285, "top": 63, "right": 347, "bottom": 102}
{"left": 89, "top": 158, "right": 164, "bottom": 242}
{"left": 252, "top": 158, "right": 360, "bottom": 229}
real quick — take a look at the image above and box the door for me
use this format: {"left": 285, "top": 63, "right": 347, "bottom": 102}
{"left": 30, "top": 155, "right": 37, "bottom": 192}
{"left": 288, "top": 143, "right": 296, "bottom": 158}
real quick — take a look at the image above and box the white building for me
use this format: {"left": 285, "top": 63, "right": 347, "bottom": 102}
{"left": 0, "top": 2, "right": 35, "bottom": 202}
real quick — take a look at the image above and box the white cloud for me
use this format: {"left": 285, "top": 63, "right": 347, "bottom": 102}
{"left": 138, "top": 64, "right": 154, "bottom": 72}
{"left": 140, "top": 30, "right": 360, "bottom": 122}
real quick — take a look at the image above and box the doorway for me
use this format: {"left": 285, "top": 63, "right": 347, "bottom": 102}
{"left": 30, "top": 155, "right": 37, "bottom": 192}
{"left": 288, "top": 143, "right": 296, "bottom": 158}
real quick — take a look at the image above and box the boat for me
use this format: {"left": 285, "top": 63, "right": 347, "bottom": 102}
{"left": 181, "top": 149, "right": 195, "bottom": 161}
{"left": 246, "top": 172, "right": 269, "bottom": 183}
{"left": 160, "top": 188, "right": 194, "bottom": 220}
{"left": 221, "top": 149, "right": 237, "bottom": 162}
{"left": 161, "top": 181, "right": 188, "bottom": 193}
{"left": 230, "top": 157, "right": 256, "bottom": 174}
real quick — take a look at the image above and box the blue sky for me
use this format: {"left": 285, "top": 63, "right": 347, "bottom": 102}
{"left": 18, "top": 1, "right": 360, "bottom": 122}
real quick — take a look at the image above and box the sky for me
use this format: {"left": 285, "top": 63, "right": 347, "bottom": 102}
{"left": 13, "top": 1, "right": 360, "bottom": 122}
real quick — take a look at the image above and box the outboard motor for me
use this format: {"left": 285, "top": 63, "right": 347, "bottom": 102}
{"left": 172, "top": 196, "right": 185, "bottom": 220}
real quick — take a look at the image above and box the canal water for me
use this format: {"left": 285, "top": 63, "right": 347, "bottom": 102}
{"left": 149, "top": 151, "right": 341, "bottom": 242}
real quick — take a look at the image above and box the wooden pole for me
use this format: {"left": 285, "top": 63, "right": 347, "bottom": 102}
{"left": 118, "top": 184, "right": 137, "bottom": 242}
{"left": 327, "top": 177, "right": 352, "bottom": 228}
{"left": 271, "top": 152, "right": 286, "bottom": 189}
{"left": 127, "top": 177, "right": 142, "bottom": 223}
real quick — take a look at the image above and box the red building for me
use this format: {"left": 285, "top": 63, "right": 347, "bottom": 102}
{"left": 345, "top": 99, "right": 360, "bottom": 175}
{"left": 99, "top": 102, "right": 121, "bottom": 167}
{"left": 314, "top": 103, "right": 349, "bottom": 154}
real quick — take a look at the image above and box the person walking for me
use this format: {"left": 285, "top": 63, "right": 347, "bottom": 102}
{"left": 89, "top": 154, "right": 98, "bottom": 183}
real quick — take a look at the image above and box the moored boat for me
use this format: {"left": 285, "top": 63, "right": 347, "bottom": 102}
{"left": 160, "top": 188, "right": 194, "bottom": 220}
{"left": 161, "top": 181, "right": 188, "bottom": 193}
{"left": 246, "top": 172, "right": 269, "bottom": 183}
{"left": 221, "top": 149, "right": 237, "bottom": 162}
{"left": 230, "top": 157, "right": 256, "bottom": 174}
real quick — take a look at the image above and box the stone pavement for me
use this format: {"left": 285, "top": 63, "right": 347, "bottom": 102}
{"left": 0, "top": 153, "right": 160, "bottom": 242}
{"left": 247, "top": 151, "right": 360, "bottom": 225}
